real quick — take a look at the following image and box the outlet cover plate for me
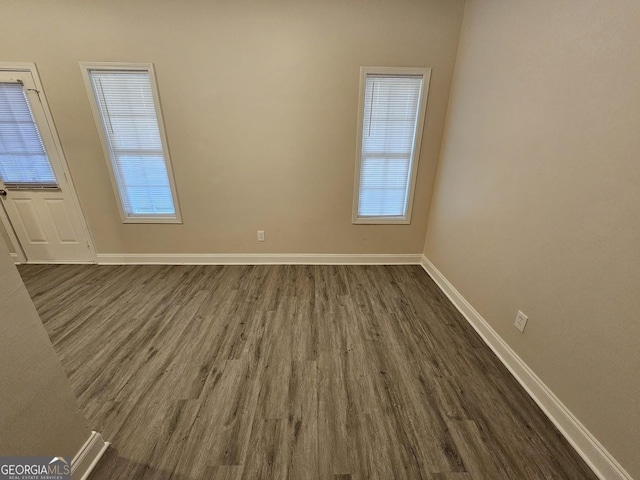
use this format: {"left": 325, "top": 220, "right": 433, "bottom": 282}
{"left": 514, "top": 310, "right": 528, "bottom": 333}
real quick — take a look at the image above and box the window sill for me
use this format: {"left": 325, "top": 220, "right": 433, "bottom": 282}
{"left": 122, "top": 216, "right": 182, "bottom": 224}
{"left": 353, "top": 216, "right": 411, "bottom": 225}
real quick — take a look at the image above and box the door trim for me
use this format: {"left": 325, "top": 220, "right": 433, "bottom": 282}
{"left": 0, "top": 62, "right": 96, "bottom": 264}
{"left": 0, "top": 208, "right": 26, "bottom": 263}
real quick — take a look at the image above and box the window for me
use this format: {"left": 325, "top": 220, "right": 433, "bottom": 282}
{"left": 352, "top": 66, "right": 431, "bottom": 224}
{"left": 80, "top": 63, "right": 181, "bottom": 223}
{"left": 0, "top": 82, "right": 58, "bottom": 188}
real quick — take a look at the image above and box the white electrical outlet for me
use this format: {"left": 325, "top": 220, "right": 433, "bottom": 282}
{"left": 257, "top": 230, "right": 265, "bottom": 242}
{"left": 514, "top": 310, "right": 528, "bottom": 333}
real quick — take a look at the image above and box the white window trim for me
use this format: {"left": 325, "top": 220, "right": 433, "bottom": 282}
{"left": 352, "top": 66, "right": 431, "bottom": 225}
{"left": 79, "top": 62, "right": 182, "bottom": 224}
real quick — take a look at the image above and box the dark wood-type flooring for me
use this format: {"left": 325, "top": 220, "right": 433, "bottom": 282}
{"left": 18, "top": 264, "right": 597, "bottom": 480}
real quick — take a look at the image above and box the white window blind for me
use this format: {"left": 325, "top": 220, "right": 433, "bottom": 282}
{"left": 0, "top": 82, "right": 57, "bottom": 187}
{"left": 88, "top": 69, "right": 176, "bottom": 218}
{"left": 356, "top": 73, "right": 425, "bottom": 220}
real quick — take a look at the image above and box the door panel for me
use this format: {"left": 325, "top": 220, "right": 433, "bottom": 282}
{"left": 0, "top": 66, "right": 93, "bottom": 263}
{"left": 13, "top": 199, "right": 47, "bottom": 243}
{"left": 45, "top": 199, "right": 77, "bottom": 243}
{"left": 3, "top": 195, "right": 90, "bottom": 262}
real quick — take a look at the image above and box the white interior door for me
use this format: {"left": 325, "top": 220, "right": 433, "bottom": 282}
{"left": 0, "top": 67, "right": 94, "bottom": 263}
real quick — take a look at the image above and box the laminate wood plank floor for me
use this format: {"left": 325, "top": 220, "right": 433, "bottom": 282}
{"left": 18, "top": 264, "right": 597, "bottom": 480}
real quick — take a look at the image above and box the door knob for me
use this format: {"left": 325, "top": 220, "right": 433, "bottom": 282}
{"left": 0, "top": 189, "right": 6, "bottom": 197}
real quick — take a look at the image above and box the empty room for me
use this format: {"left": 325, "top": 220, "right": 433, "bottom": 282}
{"left": 0, "top": 0, "right": 638, "bottom": 479}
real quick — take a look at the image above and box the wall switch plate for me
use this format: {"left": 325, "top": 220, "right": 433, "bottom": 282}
{"left": 514, "top": 310, "right": 528, "bottom": 333}
{"left": 257, "top": 230, "right": 265, "bottom": 242}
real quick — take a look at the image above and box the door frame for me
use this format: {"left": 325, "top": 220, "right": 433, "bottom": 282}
{"left": 0, "top": 62, "right": 96, "bottom": 264}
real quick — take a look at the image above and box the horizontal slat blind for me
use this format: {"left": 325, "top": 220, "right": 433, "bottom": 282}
{"left": 89, "top": 70, "right": 175, "bottom": 216}
{"left": 0, "top": 82, "right": 57, "bottom": 187}
{"left": 358, "top": 74, "right": 423, "bottom": 218}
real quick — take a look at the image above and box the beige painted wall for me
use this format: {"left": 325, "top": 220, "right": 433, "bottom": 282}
{"left": 0, "top": 239, "right": 90, "bottom": 456}
{"left": 0, "top": 0, "right": 463, "bottom": 255}
{"left": 424, "top": 0, "right": 640, "bottom": 476}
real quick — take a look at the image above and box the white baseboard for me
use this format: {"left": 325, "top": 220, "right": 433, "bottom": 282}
{"left": 420, "top": 255, "right": 631, "bottom": 480}
{"left": 96, "top": 253, "right": 423, "bottom": 265}
{"left": 71, "top": 431, "right": 110, "bottom": 480}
